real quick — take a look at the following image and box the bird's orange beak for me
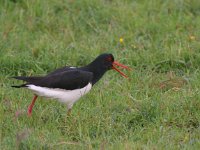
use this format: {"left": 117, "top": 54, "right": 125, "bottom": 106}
{"left": 112, "top": 61, "right": 132, "bottom": 78}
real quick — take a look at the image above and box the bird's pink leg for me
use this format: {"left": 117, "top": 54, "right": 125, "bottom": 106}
{"left": 27, "top": 95, "right": 38, "bottom": 117}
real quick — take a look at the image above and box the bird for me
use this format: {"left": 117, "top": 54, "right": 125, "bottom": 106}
{"left": 12, "top": 53, "right": 131, "bottom": 116}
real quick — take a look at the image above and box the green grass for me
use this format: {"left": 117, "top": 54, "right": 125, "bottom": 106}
{"left": 1, "top": 0, "right": 200, "bottom": 149}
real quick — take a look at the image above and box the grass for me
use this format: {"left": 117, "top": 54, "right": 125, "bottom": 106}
{"left": 1, "top": 0, "right": 200, "bottom": 149}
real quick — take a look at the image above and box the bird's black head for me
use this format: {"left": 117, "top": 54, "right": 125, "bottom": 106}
{"left": 92, "top": 53, "right": 114, "bottom": 70}
{"left": 87, "top": 53, "right": 131, "bottom": 77}
{"left": 84, "top": 53, "right": 131, "bottom": 85}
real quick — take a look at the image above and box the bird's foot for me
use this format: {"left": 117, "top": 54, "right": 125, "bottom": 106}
{"left": 67, "top": 109, "right": 72, "bottom": 116}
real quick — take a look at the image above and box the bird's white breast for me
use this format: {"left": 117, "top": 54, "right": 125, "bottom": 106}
{"left": 26, "top": 83, "right": 92, "bottom": 105}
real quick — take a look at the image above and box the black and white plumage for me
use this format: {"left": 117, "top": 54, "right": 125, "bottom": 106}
{"left": 12, "top": 53, "right": 130, "bottom": 116}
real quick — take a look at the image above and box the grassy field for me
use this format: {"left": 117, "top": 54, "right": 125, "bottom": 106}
{"left": 1, "top": 0, "right": 200, "bottom": 149}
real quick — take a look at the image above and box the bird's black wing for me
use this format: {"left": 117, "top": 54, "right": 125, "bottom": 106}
{"left": 12, "top": 66, "right": 75, "bottom": 82}
{"left": 12, "top": 66, "right": 79, "bottom": 88}
{"left": 27, "top": 70, "right": 93, "bottom": 90}
{"left": 47, "top": 66, "right": 76, "bottom": 76}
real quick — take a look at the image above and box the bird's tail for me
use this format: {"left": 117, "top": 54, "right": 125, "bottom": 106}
{"left": 11, "top": 76, "right": 43, "bottom": 82}
{"left": 11, "top": 84, "right": 27, "bottom": 88}
{"left": 11, "top": 76, "right": 43, "bottom": 88}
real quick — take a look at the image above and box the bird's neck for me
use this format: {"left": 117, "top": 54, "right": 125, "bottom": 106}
{"left": 80, "top": 64, "right": 107, "bottom": 85}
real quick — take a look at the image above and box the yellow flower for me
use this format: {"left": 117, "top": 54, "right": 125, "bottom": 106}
{"left": 119, "top": 37, "right": 124, "bottom": 43}
{"left": 189, "top": 35, "right": 196, "bottom": 40}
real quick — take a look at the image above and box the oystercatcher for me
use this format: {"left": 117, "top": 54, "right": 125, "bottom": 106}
{"left": 12, "top": 53, "right": 131, "bottom": 116}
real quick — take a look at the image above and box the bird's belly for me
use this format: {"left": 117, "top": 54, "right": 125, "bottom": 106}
{"left": 27, "top": 83, "right": 92, "bottom": 104}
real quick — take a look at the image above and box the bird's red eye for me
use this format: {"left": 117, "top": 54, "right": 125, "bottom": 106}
{"left": 106, "top": 56, "right": 112, "bottom": 62}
